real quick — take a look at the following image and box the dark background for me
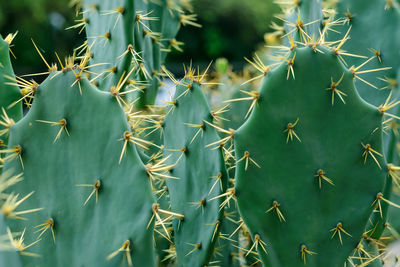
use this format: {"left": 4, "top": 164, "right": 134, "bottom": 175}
{"left": 0, "top": 0, "right": 280, "bottom": 79}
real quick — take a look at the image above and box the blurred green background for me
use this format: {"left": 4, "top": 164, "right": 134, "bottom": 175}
{"left": 0, "top": 0, "right": 279, "bottom": 78}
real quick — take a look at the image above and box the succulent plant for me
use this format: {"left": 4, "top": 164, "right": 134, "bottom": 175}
{"left": 234, "top": 44, "right": 388, "bottom": 266}
{"left": 1, "top": 68, "right": 157, "bottom": 266}
{"left": 0, "top": 34, "right": 23, "bottom": 157}
{"left": 82, "top": 0, "right": 199, "bottom": 109}
{"left": 0, "top": 0, "right": 399, "bottom": 266}
{"left": 163, "top": 70, "right": 228, "bottom": 266}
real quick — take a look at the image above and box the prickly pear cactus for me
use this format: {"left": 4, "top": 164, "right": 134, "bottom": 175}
{"left": 348, "top": 240, "right": 383, "bottom": 267}
{"left": 234, "top": 46, "right": 387, "bottom": 266}
{"left": 0, "top": 34, "right": 22, "bottom": 150}
{"left": 81, "top": 0, "right": 135, "bottom": 92}
{"left": 223, "top": 83, "right": 252, "bottom": 133}
{"left": 82, "top": 0, "right": 197, "bottom": 108}
{"left": 0, "top": 171, "right": 24, "bottom": 267}
{"left": 328, "top": 0, "right": 400, "bottom": 107}
{"left": 1, "top": 68, "right": 156, "bottom": 266}
{"left": 0, "top": 217, "right": 22, "bottom": 267}
{"left": 139, "top": 150, "right": 175, "bottom": 266}
{"left": 163, "top": 71, "right": 228, "bottom": 266}
{"left": 327, "top": 0, "right": 400, "bottom": 243}
{"left": 325, "top": 0, "right": 400, "bottom": 161}
{"left": 211, "top": 204, "right": 240, "bottom": 267}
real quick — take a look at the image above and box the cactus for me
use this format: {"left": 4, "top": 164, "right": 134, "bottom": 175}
{"left": 0, "top": 215, "right": 22, "bottom": 267}
{"left": 222, "top": 82, "right": 253, "bottom": 133}
{"left": 207, "top": 59, "right": 253, "bottom": 132}
{"left": 386, "top": 187, "right": 400, "bottom": 242}
{"left": 275, "top": 0, "right": 399, "bottom": 251}
{"left": 211, "top": 203, "right": 241, "bottom": 267}
{"left": 326, "top": 0, "right": 400, "bottom": 158}
{"left": 1, "top": 66, "right": 157, "bottom": 266}
{"left": 325, "top": 0, "right": 400, "bottom": 242}
{"left": 0, "top": 34, "right": 23, "bottom": 154}
{"left": 234, "top": 45, "right": 388, "bottom": 266}
{"left": 81, "top": 0, "right": 135, "bottom": 92}
{"left": 139, "top": 150, "right": 175, "bottom": 266}
{"left": 326, "top": 0, "right": 400, "bottom": 109}
{"left": 81, "top": 0, "right": 198, "bottom": 109}
{"left": 163, "top": 70, "right": 228, "bottom": 266}
{"left": 0, "top": 170, "right": 25, "bottom": 267}
{"left": 1, "top": 0, "right": 400, "bottom": 266}
{"left": 349, "top": 240, "right": 383, "bottom": 266}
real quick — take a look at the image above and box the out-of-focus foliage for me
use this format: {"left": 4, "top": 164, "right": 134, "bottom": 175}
{"left": 169, "top": 0, "right": 279, "bottom": 64}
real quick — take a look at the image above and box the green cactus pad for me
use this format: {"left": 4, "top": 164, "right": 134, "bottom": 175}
{"left": 2, "top": 69, "right": 156, "bottom": 266}
{"left": 0, "top": 211, "right": 23, "bottom": 267}
{"left": 163, "top": 76, "right": 228, "bottom": 266}
{"left": 212, "top": 204, "right": 240, "bottom": 267}
{"left": 330, "top": 0, "right": 400, "bottom": 107}
{"left": 234, "top": 46, "right": 387, "bottom": 266}
{"left": 82, "top": 0, "right": 193, "bottom": 108}
{"left": 328, "top": 0, "right": 400, "bottom": 242}
{"left": 349, "top": 240, "right": 383, "bottom": 267}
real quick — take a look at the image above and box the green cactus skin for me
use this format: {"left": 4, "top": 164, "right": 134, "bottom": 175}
{"left": 205, "top": 59, "right": 252, "bottom": 138}
{"left": 349, "top": 240, "right": 383, "bottom": 267}
{"left": 211, "top": 204, "right": 240, "bottom": 267}
{"left": 82, "top": 0, "right": 191, "bottom": 109}
{"left": 163, "top": 77, "right": 228, "bottom": 266}
{"left": 386, "top": 187, "right": 400, "bottom": 236}
{"left": 82, "top": 0, "right": 134, "bottom": 92}
{"left": 328, "top": 0, "right": 400, "bottom": 159}
{"left": 234, "top": 46, "right": 387, "bottom": 266}
{"left": 0, "top": 36, "right": 23, "bottom": 151}
{"left": 367, "top": 169, "right": 393, "bottom": 241}
{"left": 153, "top": 190, "right": 174, "bottom": 266}
{"left": 239, "top": 226, "right": 262, "bottom": 266}
{"left": 209, "top": 175, "right": 240, "bottom": 267}
{"left": 190, "top": 61, "right": 244, "bottom": 265}
{"left": 207, "top": 71, "right": 247, "bottom": 266}
{"left": 327, "top": 0, "right": 400, "bottom": 242}
{"left": 1, "top": 69, "right": 157, "bottom": 266}
{"left": 139, "top": 150, "right": 174, "bottom": 266}
{"left": 223, "top": 85, "right": 252, "bottom": 133}
{"left": 283, "top": 0, "right": 323, "bottom": 42}
{"left": 140, "top": 0, "right": 183, "bottom": 109}
{"left": 329, "top": 0, "right": 400, "bottom": 108}
{"left": 0, "top": 213, "right": 23, "bottom": 267}
{"left": 135, "top": 136, "right": 179, "bottom": 266}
